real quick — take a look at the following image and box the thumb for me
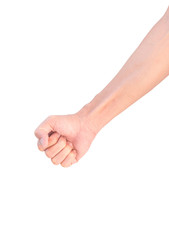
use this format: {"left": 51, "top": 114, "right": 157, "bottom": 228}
{"left": 34, "top": 116, "right": 55, "bottom": 150}
{"left": 34, "top": 128, "right": 51, "bottom": 150}
{"left": 39, "top": 133, "right": 49, "bottom": 150}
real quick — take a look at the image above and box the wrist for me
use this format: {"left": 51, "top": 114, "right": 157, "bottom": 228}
{"left": 76, "top": 102, "right": 100, "bottom": 137}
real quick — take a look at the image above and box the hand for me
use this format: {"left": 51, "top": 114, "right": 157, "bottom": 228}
{"left": 34, "top": 113, "right": 96, "bottom": 167}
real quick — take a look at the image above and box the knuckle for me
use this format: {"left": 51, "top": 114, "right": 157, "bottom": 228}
{"left": 70, "top": 150, "right": 75, "bottom": 157}
{"left": 61, "top": 163, "right": 67, "bottom": 168}
{"left": 52, "top": 132, "right": 60, "bottom": 139}
{"left": 51, "top": 158, "right": 58, "bottom": 165}
{"left": 67, "top": 141, "right": 73, "bottom": 149}
{"left": 51, "top": 158, "right": 56, "bottom": 165}
{"left": 66, "top": 146, "right": 73, "bottom": 153}
{"left": 74, "top": 158, "right": 78, "bottom": 163}
{"left": 59, "top": 137, "right": 66, "bottom": 146}
{"left": 61, "top": 162, "right": 71, "bottom": 168}
{"left": 69, "top": 151, "right": 78, "bottom": 162}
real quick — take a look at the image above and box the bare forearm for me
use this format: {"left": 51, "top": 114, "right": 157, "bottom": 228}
{"left": 77, "top": 7, "right": 169, "bottom": 135}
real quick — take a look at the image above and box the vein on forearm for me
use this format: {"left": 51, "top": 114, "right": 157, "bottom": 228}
{"left": 78, "top": 9, "right": 169, "bottom": 135}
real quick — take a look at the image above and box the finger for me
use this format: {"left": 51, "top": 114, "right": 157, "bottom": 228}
{"left": 37, "top": 132, "right": 60, "bottom": 151}
{"left": 51, "top": 141, "right": 73, "bottom": 165}
{"left": 61, "top": 149, "right": 77, "bottom": 168}
{"left": 34, "top": 117, "right": 53, "bottom": 150}
{"left": 45, "top": 136, "right": 67, "bottom": 159}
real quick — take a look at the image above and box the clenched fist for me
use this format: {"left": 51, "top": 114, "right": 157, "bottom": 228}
{"left": 34, "top": 113, "right": 96, "bottom": 167}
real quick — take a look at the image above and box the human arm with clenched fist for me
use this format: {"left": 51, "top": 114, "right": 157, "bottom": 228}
{"left": 34, "top": 7, "right": 169, "bottom": 167}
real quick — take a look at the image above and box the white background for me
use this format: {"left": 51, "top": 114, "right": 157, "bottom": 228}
{"left": 0, "top": 1, "right": 169, "bottom": 239}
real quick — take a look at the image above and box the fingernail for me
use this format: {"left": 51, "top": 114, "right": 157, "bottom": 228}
{"left": 39, "top": 138, "right": 44, "bottom": 146}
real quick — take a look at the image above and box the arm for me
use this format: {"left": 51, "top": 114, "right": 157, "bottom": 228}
{"left": 77, "top": 7, "right": 169, "bottom": 135}
{"left": 35, "top": 7, "right": 169, "bottom": 167}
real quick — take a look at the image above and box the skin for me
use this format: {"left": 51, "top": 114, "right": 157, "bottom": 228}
{"left": 34, "top": 7, "right": 169, "bottom": 167}
{"left": 34, "top": 114, "right": 96, "bottom": 166}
